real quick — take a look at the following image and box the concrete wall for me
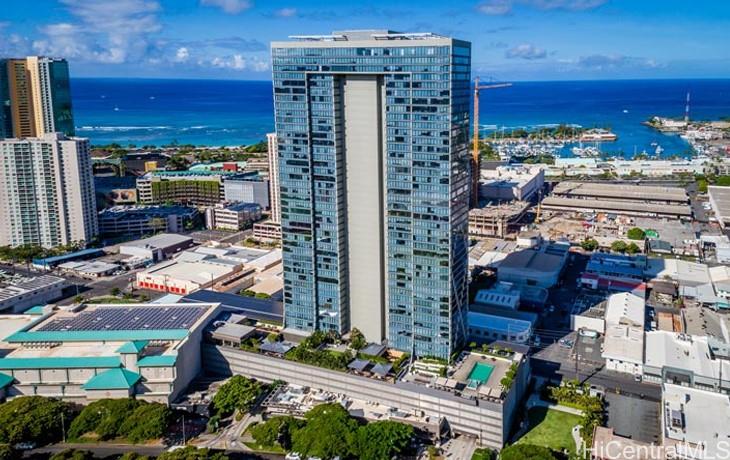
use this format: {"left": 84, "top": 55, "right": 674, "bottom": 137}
{"left": 203, "top": 344, "right": 528, "bottom": 449}
{"left": 343, "top": 75, "right": 386, "bottom": 343}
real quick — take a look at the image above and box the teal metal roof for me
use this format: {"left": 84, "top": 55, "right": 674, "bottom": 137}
{"left": 24, "top": 306, "right": 47, "bottom": 315}
{"left": 0, "top": 372, "right": 14, "bottom": 388}
{"left": 116, "top": 340, "right": 149, "bottom": 354}
{"left": 0, "top": 356, "right": 121, "bottom": 370}
{"left": 82, "top": 367, "right": 142, "bottom": 390}
{"left": 137, "top": 355, "right": 177, "bottom": 367}
{"left": 5, "top": 329, "right": 189, "bottom": 343}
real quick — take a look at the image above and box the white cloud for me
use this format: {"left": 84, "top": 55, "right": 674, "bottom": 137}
{"left": 33, "top": 0, "right": 161, "bottom": 64}
{"left": 505, "top": 43, "right": 548, "bottom": 60}
{"left": 210, "top": 54, "right": 268, "bottom": 72}
{"left": 275, "top": 7, "right": 298, "bottom": 17}
{"left": 174, "top": 47, "right": 190, "bottom": 62}
{"left": 200, "top": 0, "right": 253, "bottom": 14}
{"left": 476, "top": 0, "right": 608, "bottom": 15}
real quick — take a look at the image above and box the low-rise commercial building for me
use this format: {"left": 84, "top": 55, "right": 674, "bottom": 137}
{"left": 644, "top": 331, "right": 730, "bottom": 393}
{"left": 662, "top": 383, "right": 730, "bottom": 460}
{"left": 708, "top": 186, "right": 730, "bottom": 229}
{"left": 98, "top": 205, "right": 199, "bottom": 237}
{"left": 601, "top": 292, "right": 645, "bottom": 376}
{"left": 580, "top": 253, "right": 648, "bottom": 292}
{"left": 479, "top": 165, "right": 544, "bottom": 202}
{"left": 252, "top": 220, "right": 282, "bottom": 241}
{"left": 205, "top": 202, "right": 262, "bottom": 231}
{"left": 497, "top": 238, "right": 569, "bottom": 289}
{"left": 135, "top": 251, "right": 246, "bottom": 296}
{"left": 118, "top": 233, "right": 194, "bottom": 263}
{"left": 0, "top": 302, "right": 220, "bottom": 403}
{"left": 0, "top": 275, "right": 68, "bottom": 313}
{"left": 57, "top": 260, "right": 119, "bottom": 278}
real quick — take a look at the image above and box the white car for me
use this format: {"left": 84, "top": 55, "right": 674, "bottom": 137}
{"left": 285, "top": 453, "right": 302, "bottom": 460}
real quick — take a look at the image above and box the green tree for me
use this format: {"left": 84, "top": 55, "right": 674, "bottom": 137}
{"left": 353, "top": 420, "right": 414, "bottom": 460}
{"left": 626, "top": 227, "right": 646, "bottom": 240}
{"left": 472, "top": 447, "right": 497, "bottom": 460}
{"left": 111, "top": 287, "right": 121, "bottom": 297}
{"left": 611, "top": 240, "right": 628, "bottom": 253}
{"left": 291, "top": 403, "right": 358, "bottom": 459}
{"left": 0, "top": 396, "right": 72, "bottom": 446}
{"left": 249, "top": 416, "right": 304, "bottom": 451}
{"left": 580, "top": 238, "right": 599, "bottom": 251}
{"left": 500, "top": 444, "right": 558, "bottom": 460}
{"left": 350, "top": 328, "right": 367, "bottom": 350}
{"left": 212, "top": 375, "right": 264, "bottom": 417}
{"left": 119, "top": 403, "right": 171, "bottom": 443}
{"left": 157, "top": 447, "right": 229, "bottom": 460}
{"left": 626, "top": 242, "right": 641, "bottom": 255}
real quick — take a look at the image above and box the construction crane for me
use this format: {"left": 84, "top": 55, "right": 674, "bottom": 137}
{"left": 472, "top": 77, "right": 512, "bottom": 207}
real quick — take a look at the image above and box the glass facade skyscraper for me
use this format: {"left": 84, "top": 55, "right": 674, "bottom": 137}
{"left": 272, "top": 30, "right": 471, "bottom": 359}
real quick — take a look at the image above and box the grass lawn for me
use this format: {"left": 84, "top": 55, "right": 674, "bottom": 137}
{"left": 515, "top": 407, "right": 581, "bottom": 454}
{"left": 243, "top": 441, "right": 285, "bottom": 454}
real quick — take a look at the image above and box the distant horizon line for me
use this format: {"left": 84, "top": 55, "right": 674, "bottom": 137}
{"left": 69, "top": 76, "right": 730, "bottom": 83}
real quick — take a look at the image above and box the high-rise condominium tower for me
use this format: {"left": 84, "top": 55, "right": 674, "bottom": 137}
{"left": 0, "top": 133, "right": 98, "bottom": 248}
{"left": 0, "top": 57, "right": 75, "bottom": 139}
{"left": 272, "top": 30, "right": 471, "bottom": 359}
{"left": 266, "top": 132, "right": 281, "bottom": 223}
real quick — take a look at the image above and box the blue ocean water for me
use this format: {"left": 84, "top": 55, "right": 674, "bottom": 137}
{"left": 71, "top": 78, "right": 730, "bottom": 156}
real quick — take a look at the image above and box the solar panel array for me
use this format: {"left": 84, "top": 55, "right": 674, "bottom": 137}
{"left": 38, "top": 306, "right": 208, "bottom": 332}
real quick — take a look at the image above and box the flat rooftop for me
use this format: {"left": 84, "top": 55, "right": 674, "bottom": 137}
{"left": 542, "top": 196, "right": 692, "bottom": 217}
{"left": 143, "top": 257, "right": 239, "bottom": 284}
{"left": 0, "top": 275, "right": 67, "bottom": 302}
{"left": 3, "top": 303, "right": 218, "bottom": 344}
{"left": 121, "top": 233, "right": 193, "bottom": 250}
{"left": 709, "top": 186, "right": 730, "bottom": 221}
{"left": 552, "top": 181, "right": 689, "bottom": 203}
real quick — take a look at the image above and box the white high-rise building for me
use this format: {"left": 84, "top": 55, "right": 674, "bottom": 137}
{"left": 266, "top": 132, "right": 280, "bottom": 223}
{"left": 0, "top": 133, "right": 98, "bottom": 248}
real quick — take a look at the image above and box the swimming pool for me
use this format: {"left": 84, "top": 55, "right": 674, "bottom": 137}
{"left": 467, "top": 362, "right": 495, "bottom": 388}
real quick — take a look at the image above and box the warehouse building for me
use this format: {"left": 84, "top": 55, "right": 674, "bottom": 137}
{"left": 0, "top": 302, "right": 220, "bottom": 403}
{"left": 0, "top": 275, "right": 68, "bottom": 313}
{"left": 118, "top": 233, "right": 194, "bottom": 263}
{"left": 542, "top": 181, "right": 692, "bottom": 218}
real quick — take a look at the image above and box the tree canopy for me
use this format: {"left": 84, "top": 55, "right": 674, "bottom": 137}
{"left": 626, "top": 227, "right": 646, "bottom": 240}
{"left": 611, "top": 240, "right": 628, "bottom": 253}
{"left": 68, "top": 399, "right": 170, "bottom": 443}
{"left": 0, "top": 396, "right": 72, "bottom": 446}
{"left": 580, "top": 238, "right": 599, "bottom": 251}
{"left": 500, "top": 444, "right": 558, "bottom": 460}
{"left": 352, "top": 420, "right": 414, "bottom": 460}
{"left": 212, "top": 375, "right": 265, "bottom": 417}
{"left": 291, "top": 404, "right": 358, "bottom": 459}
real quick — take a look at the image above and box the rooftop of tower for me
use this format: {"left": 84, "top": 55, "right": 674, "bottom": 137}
{"left": 287, "top": 30, "right": 449, "bottom": 42}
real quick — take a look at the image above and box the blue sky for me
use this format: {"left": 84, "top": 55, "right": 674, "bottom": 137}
{"left": 1, "top": 0, "right": 728, "bottom": 80}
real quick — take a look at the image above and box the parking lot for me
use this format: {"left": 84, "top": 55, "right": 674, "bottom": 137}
{"left": 604, "top": 391, "right": 661, "bottom": 444}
